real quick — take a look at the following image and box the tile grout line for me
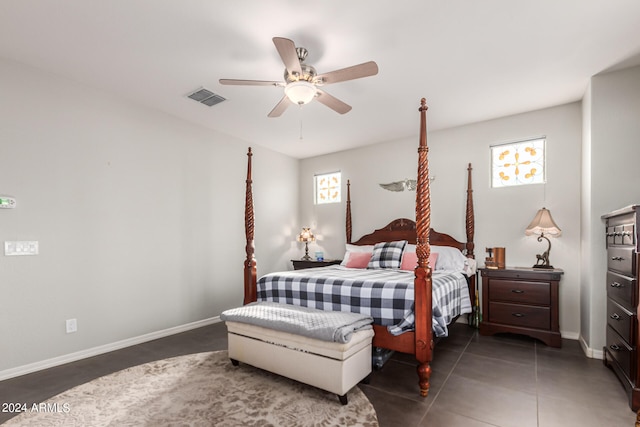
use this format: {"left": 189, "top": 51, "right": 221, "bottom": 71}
{"left": 422, "top": 330, "right": 476, "bottom": 419}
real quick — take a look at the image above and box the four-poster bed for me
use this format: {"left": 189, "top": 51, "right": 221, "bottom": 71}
{"left": 242, "top": 98, "right": 476, "bottom": 397}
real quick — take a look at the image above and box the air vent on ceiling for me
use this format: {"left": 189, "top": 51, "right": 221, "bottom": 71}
{"left": 187, "top": 87, "right": 226, "bottom": 107}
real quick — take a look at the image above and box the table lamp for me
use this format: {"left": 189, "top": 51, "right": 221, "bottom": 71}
{"left": 297, "top": 227, "right": 316, "bottom": 260}
{"left": 525, "top": 207, "right": 561, "bottom": 269}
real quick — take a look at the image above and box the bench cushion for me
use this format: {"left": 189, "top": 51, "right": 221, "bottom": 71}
{"left": 220, "top": 301, "right": 373, "bottom": 343}
{"left": 226, "top": 321, "right": 374, "bottom": 361}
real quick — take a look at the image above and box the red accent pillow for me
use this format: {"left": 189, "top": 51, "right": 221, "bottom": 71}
{"left": 400, "top": 252, "right": 438, "bottom": 271}
{"left": 345, "top": 252, "right": 372, "bottom": 268}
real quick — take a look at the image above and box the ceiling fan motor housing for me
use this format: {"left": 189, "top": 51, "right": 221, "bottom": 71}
{"left": 284, "top": 63, "right": 318, "bottom": 84}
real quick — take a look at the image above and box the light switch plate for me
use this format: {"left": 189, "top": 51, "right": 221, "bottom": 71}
{"left": 5, "top": 241, "right": 39, "bottom": 256}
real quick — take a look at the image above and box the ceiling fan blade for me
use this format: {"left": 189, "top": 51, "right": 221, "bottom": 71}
{"left": 316, "top": 61, "right": 379, "bottom": 85}
{"left": 219, "top": 79, "right": 281, "bottom": 86}
{"left": 267, "top": 96, "right": 292, "bottom": 118}
{"left": 273, "top": 37, "right": 302, "bottom": 76}
{"left": 315, "top": 89, "right": 352, "bottom": 114}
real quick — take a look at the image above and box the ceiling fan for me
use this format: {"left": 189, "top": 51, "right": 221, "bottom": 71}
{"left": 219, "top": 37, "right": 378, "bottom": 118}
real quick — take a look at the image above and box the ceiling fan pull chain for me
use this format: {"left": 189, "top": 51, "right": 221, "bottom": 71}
{"left": 299, "top": 105, "right": 304, "bottom": 140}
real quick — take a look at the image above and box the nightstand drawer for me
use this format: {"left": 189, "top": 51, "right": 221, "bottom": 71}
{"left": 607, "top": 270, "right": 636, "bottom": 308}
{"left": 488, "top": 302, "right": 550, "bottom": 329}
{"left": 488, "top": 280, "right": 550, "bottom": 305}
{"left": 607, "top": 298, "right": 634, "bottom": 343}
{"left": 607, "top": 325, "right": 634, "bottom": 381}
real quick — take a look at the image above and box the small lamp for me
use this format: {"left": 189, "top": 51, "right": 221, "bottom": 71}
{"left": 297, "top": 227, "right": 316, "bottom": 260}
{"left": 525, "top": 207, "right": 562, "bottom": 269}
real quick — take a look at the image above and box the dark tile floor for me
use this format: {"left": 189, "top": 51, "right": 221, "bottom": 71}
{"left": 0, "top": 322, "right": 635, "bottom": 426}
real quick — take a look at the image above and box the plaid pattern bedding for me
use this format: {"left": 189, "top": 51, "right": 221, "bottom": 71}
{"left": 256, "top": 265, "right": 472, "bottom": 337}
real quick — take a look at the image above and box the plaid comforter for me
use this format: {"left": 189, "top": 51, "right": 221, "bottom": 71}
{"left": 256, "top": 265, "right": 472, "bottom": 337}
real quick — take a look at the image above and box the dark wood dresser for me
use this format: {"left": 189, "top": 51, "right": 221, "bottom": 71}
{"left": 291, "top": 259, "right": 342, "bottom": 270}
{"left": 479, "top": 267, "right": 563, "bottom": 347}
{"left": 602, "top": 205, "right": 640, "bottom": 411}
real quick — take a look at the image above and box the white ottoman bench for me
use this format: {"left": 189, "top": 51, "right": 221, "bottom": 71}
{"left": 221, "top": 302, "right": 374, "bottom": 405}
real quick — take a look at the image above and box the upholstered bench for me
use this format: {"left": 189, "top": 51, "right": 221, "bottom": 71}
{"left": 221, "top": 302, "right": 374, "bottom": 405}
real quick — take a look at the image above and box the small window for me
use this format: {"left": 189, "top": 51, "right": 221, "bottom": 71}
{"left": 491, "top": 138, "right": 545, "bottom": 188}
{"left": 314, "top": 172, "right": 341, "bottom": 204}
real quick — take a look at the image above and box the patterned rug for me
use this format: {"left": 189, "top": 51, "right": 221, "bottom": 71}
{"left": 3, "top": 351, "right": 378, "bottom": 426}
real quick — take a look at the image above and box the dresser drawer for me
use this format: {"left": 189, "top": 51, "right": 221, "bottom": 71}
{"left": 607, "top": 223, "right": 636, "bottom": 246}
{"left": 607, "top": 246, "right": 636, "bottom": 276}
{"left": 488, "top": 280, "right": 550, "bottom": 305}
{"left": 607, "top": 326, "right": 634, "bottom": 381}
{"left": 607, "top": 270, "right": 637, "bottom": 308}
{"left": 607, "top": 298, "right": 635, "bottom": 343}
{"left": 488, "top": 302, "right": 550, "bottom": 329}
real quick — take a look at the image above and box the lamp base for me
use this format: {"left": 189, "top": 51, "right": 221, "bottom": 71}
{"left": 532, "top": 264, "right": 554, "bottom": 269}
{"left": 301, "top": 241, "right": 311, "bottom": 261}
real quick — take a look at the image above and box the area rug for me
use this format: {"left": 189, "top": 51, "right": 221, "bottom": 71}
{"left": 3, "top": 351, "right": 378, "bottom": 427}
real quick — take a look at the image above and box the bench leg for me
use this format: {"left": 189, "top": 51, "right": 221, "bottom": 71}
{"left": 338, "top": 394, "right": 348, "bottom": 405}
{"left": 230, "top": 358, "right": 239, "bottom": 366}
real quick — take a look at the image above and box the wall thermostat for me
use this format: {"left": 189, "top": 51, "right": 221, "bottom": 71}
{"left": 0, "top": 196, "right": 16, "bottom": 209}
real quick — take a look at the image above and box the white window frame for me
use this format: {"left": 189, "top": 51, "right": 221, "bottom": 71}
{"left": 314, "top": 171, "right": 341, "bottom": 205}
{"left": 491, "top": 137, "right": 546, "bottom": 188}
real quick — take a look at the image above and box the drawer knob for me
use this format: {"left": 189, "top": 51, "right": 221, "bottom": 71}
{"left": 609, "top": 344, "right": 621, "bottom": 351}
{"left": 511, "top": 289, "right": 524, "bottom": 294}
{"left": 611, "top": 256, "right": 624, "bottom": 261}
{"left": 610, "top": 313, "right": 621, "bottom": 321}
{"left": 512, "top": 313, "right": 525, "bottom": 318}
{"left": 610, "top": 282, "right": 623, "bottom": 288}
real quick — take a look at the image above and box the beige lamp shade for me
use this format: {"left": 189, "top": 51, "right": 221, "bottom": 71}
{"left": 297, "top": 227, "right": 316, "bottom": 242}
{"left": 524, "top": 208, "right": 562, "bottom": 237}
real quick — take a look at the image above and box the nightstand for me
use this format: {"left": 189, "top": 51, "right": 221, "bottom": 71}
{"left": 479, "top": 267, "right": 563, "bottom": 347}
{"left": 291, "top": 259, "right": 342, "bottom": 270}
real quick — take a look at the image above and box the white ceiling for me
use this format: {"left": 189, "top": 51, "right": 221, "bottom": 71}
{"left": 1, "top": 1, "right": 640, "bottom": 159}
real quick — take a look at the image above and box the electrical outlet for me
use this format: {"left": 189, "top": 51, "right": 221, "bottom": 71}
{"left": 66, "top": 318, "right": 77, "bottom": 334}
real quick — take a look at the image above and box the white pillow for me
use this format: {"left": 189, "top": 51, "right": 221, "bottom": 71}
{"left": 341, "top": 244, "right": 375, "bottom": 266}
{"left": 431, "top": 245, "right": 468, "bottom": 271}
{"left": 403, "top": 244, "right": 467, "bottom": 271}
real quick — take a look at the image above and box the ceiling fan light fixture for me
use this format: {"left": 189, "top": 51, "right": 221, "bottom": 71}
{"left": 284, "top": 81, "right": 316, "bottom": 105}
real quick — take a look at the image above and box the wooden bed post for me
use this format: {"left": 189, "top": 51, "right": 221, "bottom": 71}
{"left": 244, "top": 147, "right": 257, "bottom": 305}
{"left": 465, "top": 162, "right": 477, "bottom": 307}
{"left": 414, "top": 98, "right": 433, "bottom": 397}
{"left": 346, "top": 180, "right": 352, "bottom": 244}
{"left": 466, "top": 163, "right": 475, "bottom": 259}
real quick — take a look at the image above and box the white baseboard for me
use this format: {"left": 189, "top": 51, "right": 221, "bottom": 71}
{"left": 560, "top": 330, "right": 579, "bottom": 340}
{"left": 0, "top": 316, "right": 222, "bottom": 381}
{"left": 578, "top": 334, "right": 604, "bottom": 359}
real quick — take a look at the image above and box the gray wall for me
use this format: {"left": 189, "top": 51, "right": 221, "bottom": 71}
{"left": 0, "top": 58, "right": 298, "bottom": 375}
